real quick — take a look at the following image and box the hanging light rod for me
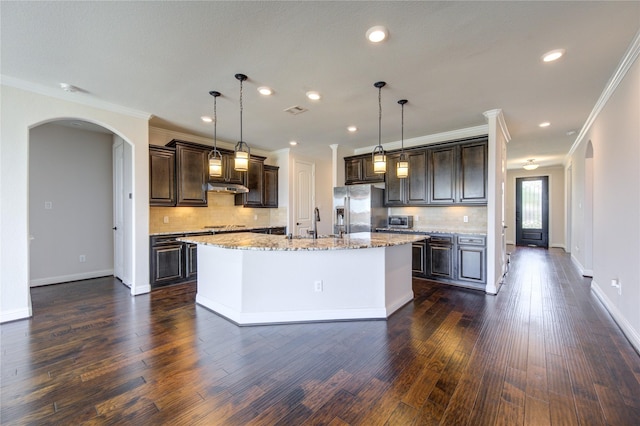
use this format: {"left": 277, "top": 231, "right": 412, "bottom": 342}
{"left": 372, "top": 81, "right": 387, "bottom": 174}
{"left": 208, "top": 90, "right": 223, "bottom": 178}
{"left": 234, "top": 73, "right": 250, "bottom": 172}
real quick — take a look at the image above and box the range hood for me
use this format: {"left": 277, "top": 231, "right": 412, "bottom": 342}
{"left": 206, "top": 182, "right": 249, "bottom": 194}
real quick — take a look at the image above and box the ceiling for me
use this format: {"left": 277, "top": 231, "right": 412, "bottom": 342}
{"left": 2, "top": 1, "right": 638, "bottom": 169}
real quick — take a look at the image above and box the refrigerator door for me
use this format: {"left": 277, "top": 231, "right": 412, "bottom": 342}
{"left": 333, "top": 186, "right": 348, "bottom": 234}
{"left": 347, "top": 184, "right": 373, "bottom": 233}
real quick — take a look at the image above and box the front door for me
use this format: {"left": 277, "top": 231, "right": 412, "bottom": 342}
{"left": 516, "top": 176, "right": 549, "bottom": 248}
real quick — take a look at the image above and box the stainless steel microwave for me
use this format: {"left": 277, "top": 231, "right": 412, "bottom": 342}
{"left": 388, "top": 215, "right": 413, "bottom": 228}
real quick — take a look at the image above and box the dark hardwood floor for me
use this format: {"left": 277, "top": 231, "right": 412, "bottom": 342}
{"left": 2, "top": 246, "right": 640, "bottom": 425}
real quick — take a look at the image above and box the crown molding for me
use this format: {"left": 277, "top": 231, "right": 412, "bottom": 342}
{"left": 483, "top": 108, "right": 511, "bottom": 143}
{"left": 1, "top": 75, "right": 152, "bottom": 120}
{"left": 353, "top": 124, "right": 489, "bottom": 155}
{"left": 564, "top": 29, "right": 640, "bottom": 164}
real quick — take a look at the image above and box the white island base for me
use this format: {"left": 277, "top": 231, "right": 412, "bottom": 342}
{"left": 195, "top": 242, "right": 413, "bottom": 325}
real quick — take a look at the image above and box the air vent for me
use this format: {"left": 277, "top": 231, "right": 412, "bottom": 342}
{"left": 284, "top": 105, "right": 308, "bottom": 115}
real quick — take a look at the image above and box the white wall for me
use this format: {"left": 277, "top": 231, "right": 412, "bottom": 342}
{"left": 0, "top": 84, "right": 150, "bottom": 323}
{"left": 29, "top": 124, "right": 114, "bottom": 285}
{"left": 505, "top": 166, "right": 565, "bottom": 249}
{"left": 568, "top": 37, "right": 640, "bottom": 351}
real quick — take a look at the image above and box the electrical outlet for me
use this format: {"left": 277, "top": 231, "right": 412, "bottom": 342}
{"left": 463, "top": 215, "right": 469, "bottom": 223}
{"left": 254, "top": 214, "right": 258, "bottom": 221}
{"left": 45, "top": 201, "right": 52, "bottom": 210}
{"left": 79, "top": 255, "right": 86, "bottom": 263}
{"left": 163, "top": 216, "right": 169, "bottom": 224}
{"left": 314, "top": 280, "right": 323, "bottom": 292}
{"left": 611, "top": 278, "right": 622, "bottom": 295}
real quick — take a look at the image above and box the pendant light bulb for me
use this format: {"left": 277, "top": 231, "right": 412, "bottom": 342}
{"left": 234, "top": 73, "right": 250, "bottom": 172}
{"left": 396, "top": 99, "right": 409, "bottom": 179}
{"left": 208, "top": 90, "right": 223, "bottom": 178}
{"left": 372, "top": 81, "right": 387, "bottom": 174}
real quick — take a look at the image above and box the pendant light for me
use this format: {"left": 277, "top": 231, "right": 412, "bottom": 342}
{"left": 396, "top": 99, "right": 409, "bottom": 179}
{"left": 234, "top": 73, "right": 250, "bottom": 172}
{"left": 372, "top": 81, "right": 387, "bottom": 174}
{"left": 208, "top": 90, "right": 223, "bottom": 178}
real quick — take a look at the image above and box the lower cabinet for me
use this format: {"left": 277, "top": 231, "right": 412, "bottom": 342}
{"left": 426, "top": 234, "right": 455, "bottom": 280}
{"left": 150, "top": 232, "right": 210, "bottom": 288}
{"left": 412, "top": 239, "right": 427, "bottom": 276}
{"left": 456, "top": 235, "right": 486, "bottom": 284}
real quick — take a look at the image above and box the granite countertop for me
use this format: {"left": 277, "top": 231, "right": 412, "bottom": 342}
{"left": 178, "top": 232, "right": 426, "bottom": 251}
{"left": 150, "top": 225, "right": 286, "bottom": 237}
{"left": 375, "top": 227, "right": 487, "bottom": 236}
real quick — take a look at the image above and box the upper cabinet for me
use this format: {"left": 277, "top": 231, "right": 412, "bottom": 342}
{"left": 263, "top": 165, "right": 279, "bottom": 208}
{"left": 344, "top": 154, "right": 385, "bottom": 185}
{"left": 168, "top": 140, "right": 209, "bottom": 207}
{"left": 235, "top": 157, "right": 264, "bottom": 207}
{"left": 344, "top": 136, "right": 488, "bottom": 207}
{"left": 149, "top": 146, "right": 176, "bottom": 206}
{"left": 208, "top": 151, "right": 244, "bottom": 185}
{"left": 429, "top": 139, "right": 487, "bottom": 205}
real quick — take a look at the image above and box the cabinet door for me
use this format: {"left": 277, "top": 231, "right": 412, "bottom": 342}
{"left": 151, "top": 244, "right": 184, "bottom": 285}
{"left": 384, "top": 154, "right": 405, "bottom": 206}
{"left": 429, "top": 146, "right": 457, "bottom": 204}
{"left": 185, "top": 243, "right": 198, "bottom": 280}
{"left": 363, "top": 156, "right": 385, "bottom": 182}
{"left": 175, "top": 144, "right": 208, "bottom": 206}
{"left": 459, "top": 142, "right": 488, "bottom": 203}
{"left": 149, "top": 147, "right": 176, "bottom": 206}
{"left": 263, "top": 165, "right": 278, "bottom": 208}
{"left": 406, "top": 150, "right": 428, "bottom": 205}
{"left": 224, "top": 153, "right": 245, "bottom": 184}
{"left": 236, "top": 157, "right": 264, "bottom": 206}
{"left": 457, "top": 246, "right": 485, "bottom": 283}
{"left": 427, "top": 243, "right": 454, "bottom": 279}
{"left": 412, "top": 241, "right": 426, "bottom": 276}
{"left": 345, "top": 158, "right": 362, "bottom": 185}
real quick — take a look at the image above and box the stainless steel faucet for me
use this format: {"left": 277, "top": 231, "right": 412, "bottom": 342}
{"left": 312, "top": 207, "right": 320, "bottom": 239}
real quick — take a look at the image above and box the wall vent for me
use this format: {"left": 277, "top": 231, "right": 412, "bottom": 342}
{"left": 284, "top": 105, "right": 308, "bottom": 115}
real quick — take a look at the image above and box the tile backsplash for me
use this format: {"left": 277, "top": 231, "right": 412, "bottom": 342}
{"left": 388, "top": 205, "right": 487, "bottom": 233}
{"left": 150, "top": 193, "right": 287, "bottom": 233}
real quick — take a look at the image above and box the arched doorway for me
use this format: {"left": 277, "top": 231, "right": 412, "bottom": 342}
{"left": 28, "top": 119, "right": 134, "bottom": 289}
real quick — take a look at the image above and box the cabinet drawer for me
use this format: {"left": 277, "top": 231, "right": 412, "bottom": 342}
{"left": 428, "top": 235, "right": 453, "bottom": 245}
{"left": 457, "top": 235, "right": 486, "bottom": 246}
{"left": 150, "top": 234, "right": 183, "bottom": 245}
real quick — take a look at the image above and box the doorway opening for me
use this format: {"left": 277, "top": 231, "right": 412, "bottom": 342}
{"left": 516, "top": 176, "right": 549, "bottom": 248}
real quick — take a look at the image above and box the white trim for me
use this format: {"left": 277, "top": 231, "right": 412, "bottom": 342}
{"left": 0, "top": 307, "right": 32, "bottom": 324}
{"left": 1, "top": 75, "right": 152, "bottom": 120}
{"left": 570, "top": 254, "right": 593, "bottom": 277}
{"left": 591, "top": 280, "right": 640, "bottom": 354}
{"left": 353, "top": 124, "right": 489, "bottom": 155}
{"left": 29, "top": 269, "right": 114, "bottom": 287}
{"left": 565, "top": 30, "right": 640, "bottom": 163}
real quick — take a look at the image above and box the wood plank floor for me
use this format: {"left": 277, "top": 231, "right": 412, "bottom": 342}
{"left": 2, "top": 246, "right": 640, "bottom": 425}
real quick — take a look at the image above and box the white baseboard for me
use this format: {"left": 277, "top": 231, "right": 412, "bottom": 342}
{"left": 570, "top": 254, "right": 593, "bottom": 277}
{"left": 0, "top": 306, "right": 32, "bottom": 323}
{"left": 30, "top": 269, "right": 114, "bottom": 287}
{"left": 591, "top": 280, "right": 640, "bottom": 354}
{"left": 550, "top": 243, "right": 566, "bottom": 251}
{"left": 132, "top": 284, "right": 151, "bottom": 295}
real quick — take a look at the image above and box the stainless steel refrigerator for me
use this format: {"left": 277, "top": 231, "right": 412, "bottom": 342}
{"left": 333, "top": 184, "right": 386, "bottom": 234}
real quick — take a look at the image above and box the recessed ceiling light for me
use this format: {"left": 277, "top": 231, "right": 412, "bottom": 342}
{"left": 366, "top": 26, "right": 388, "bottom": 43}
{"left": 542, "top": 49, "right": 565, "bottom": 62}
{"left": 289, "top": 141, "right": 298, "bottom": 146}
{"left": 539, "top": 121, "right": 551, "bottom": 128}
{"left": 201, "top": 116, "right": 213, "bottom": 123}
{"left": 258, "top": 86, "right": 273, "bottom": 96}
{"left": 59, "top": 83, "right": 78, "bottom": 92}
{"left": 306, "top": 91, "right": 321, "bottom": 101}
{"left": 347, "top": 126, "right": 358, "bottom": 132}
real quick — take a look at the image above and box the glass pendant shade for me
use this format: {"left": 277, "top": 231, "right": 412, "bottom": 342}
{"left": 397, "top": 155, "right": 409, "bottom": 179}
{"left": 373, "top": 154, "right": 387, "bottom": 173}
{"left": 234, "top": 141, "right": 250, "bottom": 172}
{"left": 209, "top": 152, "right": 222, "bottom": 177}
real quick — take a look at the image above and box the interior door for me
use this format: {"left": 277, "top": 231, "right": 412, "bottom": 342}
{"left": 293, "top": 160, "right": 314, "bottom": 236}
{"left": 112, "top": 141, "right": 124, "bottom": 280}
{"left": 516, "top": 176, "right": 549, "bottom": 248}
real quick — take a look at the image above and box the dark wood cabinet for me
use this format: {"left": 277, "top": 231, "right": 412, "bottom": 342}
{"left": 344, "top": 154, "right": 384, "bottom": 185}
{"left": 170, "top": 141, "right": 209, "bottom": 207}
{"left": 428, "top": 138, "right": 488, "bottom": 205}
{"left": 426, "top": 234, "right": 455, "bottom": 280}
{"left": 150, "top": 235, "right": 184, "bottom": 287}
{"left": 149, "top": 146, "right": 176, "bottom": 206}
{"left": 412, "top": 239, "right": 427, "bottom": 276}
{"left": 263, "top": 165, "right": 279, "bottom": 208}
{"left": 209, "top": 151, "right": 244, "bottom": 185}
{"left": 457, "top": 235, "right": 486, "bottom": 284}
{"left": 385, "top": 150, "right": 428, "bottom": 206}
{"left": 459, "top": 142, "right": 488, "bottom": 203}
{"left": 235, "top": 157, "right": 264, "bottom": 207}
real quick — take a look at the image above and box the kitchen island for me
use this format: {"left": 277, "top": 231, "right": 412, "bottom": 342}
{"left": 179, "top": 232, "right": 425, "bottom": 325}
